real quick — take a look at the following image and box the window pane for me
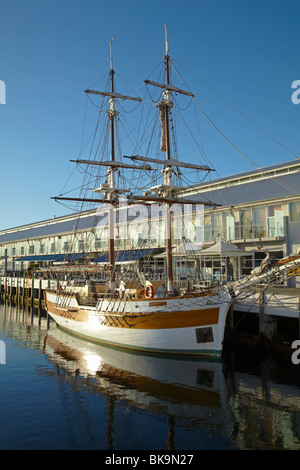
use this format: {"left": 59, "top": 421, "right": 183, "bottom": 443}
{"left": 290, "top": 202, "right": 300, "bottom": 222}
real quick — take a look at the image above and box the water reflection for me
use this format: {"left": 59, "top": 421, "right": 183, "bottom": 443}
{"left": 44, "top": 325, "right": 233, "bottom": 443}
{"left": 1, "top": 302, "right": 300, "bottom": 450}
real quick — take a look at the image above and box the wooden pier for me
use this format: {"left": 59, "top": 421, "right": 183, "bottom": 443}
{"left": 0, "top": 275, "right": 59, "bottom": 308}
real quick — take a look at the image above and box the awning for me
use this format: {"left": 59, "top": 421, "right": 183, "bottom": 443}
{"left": 199, "top": 238, "right": 251, "bottom": 257}
{"left": 154, "top": 241, "right": 203, "bottom": 258}
{"left": 94, "top": 248, "right": 155, "bottom": 265}
{"left": 15, "top": 253, "right": 89, "bottom": 262}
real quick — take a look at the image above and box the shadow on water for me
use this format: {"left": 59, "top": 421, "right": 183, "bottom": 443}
{"left": 0, "top": 301, "right": 300, "bottom": 450}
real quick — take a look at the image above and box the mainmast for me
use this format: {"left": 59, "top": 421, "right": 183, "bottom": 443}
{"left": 108, "top": 39, "right": 116, "bottom": 287}
{"left": 125, "top": 25, "right": 216, "bottom": 293}
{"left": 163, "top": 25, "right": 174, "bottom": 292}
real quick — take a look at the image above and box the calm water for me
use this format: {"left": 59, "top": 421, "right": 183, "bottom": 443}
{"left": 0, "top": 302, "right": 300, "bottom": 451}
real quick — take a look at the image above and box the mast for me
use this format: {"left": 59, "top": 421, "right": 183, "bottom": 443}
{"left": 163, "top": 24, "right": 174, "bottom": 292}
{"left": 67, "top": 40, "right": 141, "bottom": 289}
{"left": 85, "top": 40, "right": 141, "bottom": 288}
{"left": 141, "top": 25, "right": 215, "bottom": 292}
{"left": 52, "top": 28, "right": 216, "bottom": 293}
{"left": 108, "top": 39, "right": 116, "bottom": 286}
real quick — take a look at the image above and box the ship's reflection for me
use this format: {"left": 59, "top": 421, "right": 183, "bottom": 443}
{"left": 42, "top": 319, "right": 300, "bottom": 450}
{"left": 43, "top": 325, "right": 233, "bottom": 448}
{"left": 1, "top": 303, "right": 300, "bottom": 449}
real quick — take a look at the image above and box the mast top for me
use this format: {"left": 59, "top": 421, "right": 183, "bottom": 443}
{"left": 109, "top": 38, "right": 114, "bottom": 72}
{"left": 164, "top": 24, "right": 169, "bottom": 56}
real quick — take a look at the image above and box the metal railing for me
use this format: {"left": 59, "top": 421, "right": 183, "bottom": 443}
{"left": 202, "top": 222, "right": 285, "bottom": 243}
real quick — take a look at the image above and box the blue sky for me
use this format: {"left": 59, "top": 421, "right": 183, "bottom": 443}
{"left": 0, "top": 0, "right": 300, "bottom": 230}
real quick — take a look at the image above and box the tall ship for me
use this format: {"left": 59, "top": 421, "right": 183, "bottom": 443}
{"left": 44, "top": 27, "right": 300, "bottom": 357}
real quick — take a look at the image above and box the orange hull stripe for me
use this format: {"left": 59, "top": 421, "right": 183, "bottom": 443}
{"left": 126, "top": 307, "right": 220, "bottom": 329}
{"left": 46, "top": 297, "right": 220, "bottom": 330}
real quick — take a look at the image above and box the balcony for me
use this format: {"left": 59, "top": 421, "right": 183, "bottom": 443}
{"left": 202, "top": 222, "right": 285, "bottom": 244}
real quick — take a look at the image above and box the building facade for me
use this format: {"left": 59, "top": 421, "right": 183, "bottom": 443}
{"left": 1, "top": 158, "right": 300, "bottom": 286}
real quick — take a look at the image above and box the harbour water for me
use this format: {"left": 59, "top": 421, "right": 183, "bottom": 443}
{"left": 0, "top": 302, "right": 299, "bottom": 451}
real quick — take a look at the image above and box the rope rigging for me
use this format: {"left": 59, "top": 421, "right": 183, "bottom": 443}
{"left": 52, "top": 47, "right": 300, "bottom": 267}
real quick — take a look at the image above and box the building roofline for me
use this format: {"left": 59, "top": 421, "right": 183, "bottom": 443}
{"left": 0, "top": 157, "right": 299, "bottom": 236}
{"left": 184, "top": 158, "right": 300, "bottom": 194}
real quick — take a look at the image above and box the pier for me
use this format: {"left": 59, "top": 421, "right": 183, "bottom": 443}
{"left": 225, "top": 286, "right": 300, "bottom": 353}
{"left": 0, "top": 275, "right": 57, "bottom": 308}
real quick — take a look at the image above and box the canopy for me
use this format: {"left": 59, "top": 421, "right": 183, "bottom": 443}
{"left": 154, "top": 241, "right": 203, "bottom": 258}
{"left": 199, "top": 238, "right": 251, "bottom": 257}
{"left": 94, "top": 248, "right": 155, "bottom": 265}
{"left": 172, "top": 241, "right": 203, "bottom": 255}
{"left": 15, "top": 253, "right": 89, "bottom": 262}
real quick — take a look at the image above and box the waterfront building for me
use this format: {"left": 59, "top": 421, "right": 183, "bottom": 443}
{"left": 1, "top": 158, "right": 300, "bottom": 286}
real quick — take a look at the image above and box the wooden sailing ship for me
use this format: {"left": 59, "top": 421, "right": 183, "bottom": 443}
{"left": 44, "top": 27, "right": 300, "bottom": 357}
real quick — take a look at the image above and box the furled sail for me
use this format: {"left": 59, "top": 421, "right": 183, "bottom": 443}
{"left": 158, "top": 101, "right": 167, "bottom": 152}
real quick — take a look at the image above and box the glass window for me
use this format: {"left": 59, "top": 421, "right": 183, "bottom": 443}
{"left": 268, "top": 204, "right": 282, "bottom": 217}
{"left": 267, "top": 204, "right": 283, "bottom": 237}
{"left": 241, "top": 255, "right": 253, "bottom": 276}
{"left": 203, "top": 213, "right": 212, "bottom": 242}
{"left": 290, "top": 202, "right": 300, "bottom": 222}
{"left": 240, "top": 208, "right": 252, "bottom": 238}
{"left": 224, "top": 211, "right": 235, "bottom": 240}
{"left": 253, "top": 207, "right": 266, "bottom": 237}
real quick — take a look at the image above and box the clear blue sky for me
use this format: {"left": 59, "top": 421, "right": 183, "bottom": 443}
{"left": 1, "top": 0, "right": 300, "bottom": 230}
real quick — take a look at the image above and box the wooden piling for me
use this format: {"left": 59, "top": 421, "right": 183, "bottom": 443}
{"left": 259, "top": 292, "right": 278, "bottom": 340}
{"left": 298, "top": 297, "right": 300, "bottom": 340}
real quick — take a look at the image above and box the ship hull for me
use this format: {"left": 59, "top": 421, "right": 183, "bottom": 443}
{"left": 44, "top": 290, "right": 232, "bottom": 357}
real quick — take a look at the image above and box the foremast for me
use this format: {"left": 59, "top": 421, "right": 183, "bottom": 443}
{"left": 53, "top": 40, "right": 142, "bottom": 289}
{"left": 107, "top": 41, "right": 117, "bottom": 287}
{"left": 89, "top": 41, "right": 144, "bottom": 288}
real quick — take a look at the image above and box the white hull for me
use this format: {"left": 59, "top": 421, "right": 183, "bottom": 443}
{"left": 45, "top": 290, "right": 232, "bottom": 357}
